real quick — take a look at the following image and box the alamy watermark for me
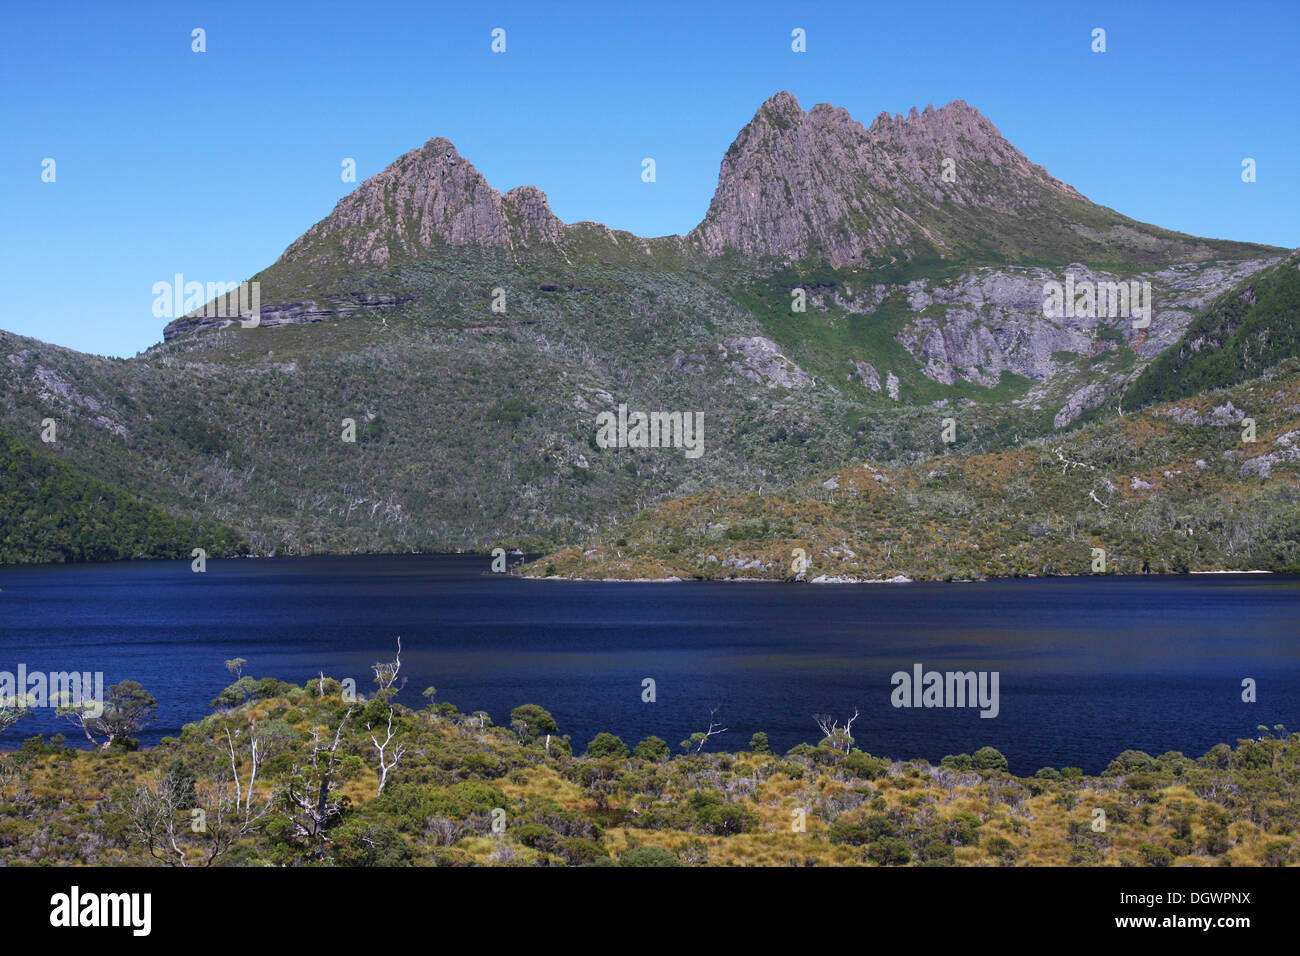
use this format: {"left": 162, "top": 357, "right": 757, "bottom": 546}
{"left": 1042, "top": 275, "right": 1151, "bottom": 329}
{"left": 595, "top": 405, "right": 704, "bottom": 459}
{"left": 0, "top": 665, "right": 104, "bottom": 718}
{"left": 152, "top": 274, "right": 261, "bottom": 327}
{"left": 890, "top": 663, "right": 999, "bottom": 718}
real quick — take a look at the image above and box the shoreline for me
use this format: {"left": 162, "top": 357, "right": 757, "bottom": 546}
{"left": 520, "top": 569, "right": 1276, "bottom": 585}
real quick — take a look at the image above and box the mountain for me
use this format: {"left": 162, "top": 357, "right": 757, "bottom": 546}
{"left": 1125, "top": 250, "right": 1300, "bottom": 408}
{"left": 689, "top": 93, "right": 1235, "bottom": 269}
{"left": 0, "top": 93, "right": 1293, "bottom": 562}
{"left": 165, "top": 92, "right": 1274, "bottom": 342}
{"left": 527, "top": 358, "right": 1300, "bottom": 582}
{"left": 0, "top": 427, "right": 244, "bottom": 564}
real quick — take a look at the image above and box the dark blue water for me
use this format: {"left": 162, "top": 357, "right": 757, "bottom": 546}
{"left": 1, "top": 555, "right": 1297, "bottom": 774}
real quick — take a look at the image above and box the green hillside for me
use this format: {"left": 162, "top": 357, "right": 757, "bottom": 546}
{"left": 1126, "top": 251, "right": 1300, "bottom": 408}
{"left": 527, "top": 359, "right": 1300, "bottom": 581}
{"left": 0, "top": 427, "right": 245, "bottom": 564}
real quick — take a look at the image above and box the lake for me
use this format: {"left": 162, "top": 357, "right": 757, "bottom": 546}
{"left": 1, "top": 554, "right": 1296, "bottom": 774}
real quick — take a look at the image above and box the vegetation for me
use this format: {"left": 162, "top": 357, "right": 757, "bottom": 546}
{"left": 1, "top": 239, "right": 1288, "bottom": 565}
{"left": 1127, "top": 251, "right": 1300, "bottom": 408}
{"left": 0, "top": 662, "right": 1294, "bottom": 867}
{"left": 526, "top": 359, "right": 1300, "bottom": 581}
{"left": 0, "top": 428, "right": 245, "bottom": 564}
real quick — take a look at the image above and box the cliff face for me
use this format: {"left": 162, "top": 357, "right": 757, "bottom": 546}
{"left": 687, "top": 92, "right": 1086, "bottom": 267}
{"left": 164, "top": 89, "right": 1273, "bottom": 341}
{"left": 276, "top": 138, "right": 566, "bottom": 269}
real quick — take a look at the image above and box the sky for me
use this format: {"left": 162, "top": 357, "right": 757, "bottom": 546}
{"left": 1, "top": 0, "right": 1296, "bottom": 358}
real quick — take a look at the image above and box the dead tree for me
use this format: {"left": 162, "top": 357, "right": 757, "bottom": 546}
{"left": 814, "top": 708, "right": 860, "bottom": 753}
{"left": 682, "top": 707, "right": 728, "bottom": 754}
{"left": 223, "top": 717, "right": 294, "bottom": 814}
{"left": 283, "top": 706, "right": 355, "bottom": 852}
{"left": 366, "top": 706, "right": 408, "bottom": 796}
{"left": 120, "top": 770, "right": 268, "bottom": 867}
{"left": 372, "top": 637, "right": 405, "bottom": 700}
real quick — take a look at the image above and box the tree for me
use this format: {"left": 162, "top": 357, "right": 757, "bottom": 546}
{"left": 633, "top": 736, "right": 670, "bottom": 762}
{"left": 224, "top": 658, "right": 246, "bottom": 680}
{"left": 814, "top": 708, "right": 859, "bottom": 753}
{"left": 58, "top": 680, "right": 157, "bottom": 749}
{"left": 749, "top": 732, "right": 771, "bottom": 754}
{"left": 220, "top": 716, "right": 295, "bottom": 814}
{"left": 585, "top": 732, "right": 629, "bottom": 759}
{"left": 283, "top": 705, "right": 357, "bottom": 855}
{"left": 680, "top": 708, "right": 728, "bottom": 754}
{"left": 371, "top": 637, "right": 405, "bottom": 701}
{"left": 366, "top": 705, "right": 408, "bottom": 796}
{"left": 117, "top": 767, "right": 265, "bottom": 867}
{"left": 0, "top": 694, "right": 34, "bottom": 737}
{"left": 510, "top": 705, "right": 559, "bottom": 746}
{"left": 973, "top": 746, "right": 1009, "bottom": 773}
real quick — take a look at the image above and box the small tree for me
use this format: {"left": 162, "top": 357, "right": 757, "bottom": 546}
{"left": 220, "top": 716, "right": 295, "bottom": 814}
{"left": 749, "top": 732, "right": 771, "bottom": 754}
{"left": 58, "top": 680, "right": 157, "bottom": 749}
{"left": 0, "top": 694, "right": 34, "bottom": 737}
{"left": 283, "top": 706, "right": 357, "bottom": 856}
{"left": 814, "top": 708, "right": 859, "bottom": 753}
{"left": 973, "top": 746, "right": 1009, "bottom": 773}
{"left": 586, "top": 732, "right": 629, "bottom": 759}
{"left": 224, "top": 658, "right": 246, "bottom": 681}
{"left": 371, "top": 637, "right": 405, "bottom": 701}
{"left": 633, "top": 736, "right": 670, "bottom": 762}
{"left": 681, "top": 708, "right": 728, "bottom": 754}
{"left": 510, "top": 705, "right": 559, "bottom": 745}
{"left": 366, "top": 705, "right": 408, "bottom": 796}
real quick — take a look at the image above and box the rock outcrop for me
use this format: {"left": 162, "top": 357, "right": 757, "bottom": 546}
{"left": 689, "top": 92, "right": 1083, "bottom": 267}
{"left": 278, "top": 139, "right": 565, "bottom": 268}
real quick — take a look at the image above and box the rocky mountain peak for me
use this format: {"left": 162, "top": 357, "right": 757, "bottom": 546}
{"left": 690, "top": 92, "right": 1084, "bottom": 267}
{"left": 277, "top": 136, "right": 563, "bottom": 268}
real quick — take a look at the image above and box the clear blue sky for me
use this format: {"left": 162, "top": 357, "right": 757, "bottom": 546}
{"left": 2, "top": 0, "right": 1296, "bottom": 357}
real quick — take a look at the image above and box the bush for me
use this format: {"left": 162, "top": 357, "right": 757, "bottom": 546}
{"left": 1105, "top": 750, "right": 1157, "bottom": 775}
{"left": 633, "top": 736, "right": 670, "bottom": 762}
{"left": 973, "top": 747, "right": 1009, "bottom": 773}
{"left": 1138, "top": 843, "right": 1174, "bottom": 867}
{"left": 585, "top": 733, "right": 629, "bottom": 759}
{"left": 829, "top": 814, "right": 896, "bottom": 846}
{"left": 867, "top": 838, "right": 912, "bottom": 865}
{"left": 620, "top": 846, "right": 682, "bottom": 867}
{"left": 843, "top": 750, "right": 888, "bottom": 779}
{"left": 986, "top": 836, "right": 1018, "bottom": 862}
{"left": 560, "top": 838, "right": 607, "bottom": 866}
{"left": 686, "top": 791, "right": 759, "bottom": 835}
{"left": 1263, "top": 841, "right": 1292, "bottom": 866}
{"left": 945, "top": 811, "right": 983, "bottom": 846}
{"left": 333, "top": 821, "right": 412, "bottom": 866}
{"left": 510, "top": 704, "right": 558, "bottom": 744}
{"left": 373, "top": 781, "right": 508, "bottom": 824}
{"left": 749, "top": 732, "right": 771, "bottom": 754}
{"left": 511, "top": 824, "right": 560, "bottom": 853}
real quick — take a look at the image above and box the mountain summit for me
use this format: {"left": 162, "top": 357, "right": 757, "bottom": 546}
{"left": 248, "top": 90, "right": 1227, "bottom": 290}
{"left": 277, "top": 137, "right": 566, "bottom": 269}
{"left": 689, "top": 92, "right": 1089, "bottom": 266}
